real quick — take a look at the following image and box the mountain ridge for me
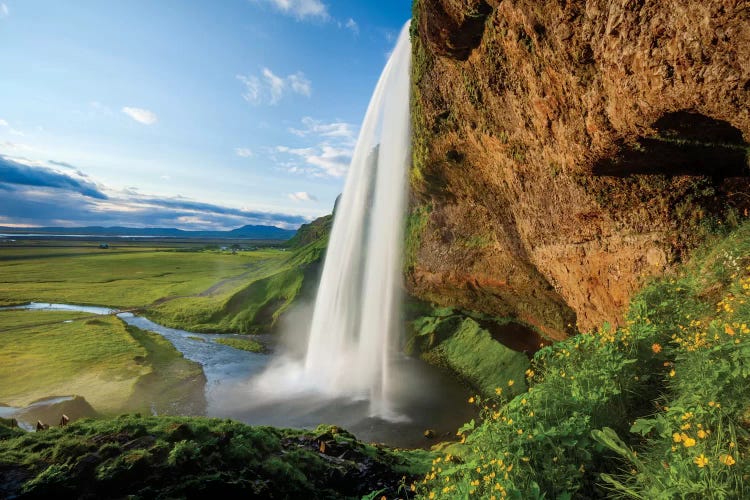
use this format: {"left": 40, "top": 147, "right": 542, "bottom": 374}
{"left": 0, "top": 224, "right": 297, "bottom": 240}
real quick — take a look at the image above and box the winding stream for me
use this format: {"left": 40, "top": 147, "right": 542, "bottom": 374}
{"left": 1, "top": 303, "right": 475, "bottom": 447}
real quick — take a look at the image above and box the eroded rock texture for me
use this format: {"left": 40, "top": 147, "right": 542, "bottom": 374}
{"left": 409, "top": 0, "right": 750, "bottom": 338}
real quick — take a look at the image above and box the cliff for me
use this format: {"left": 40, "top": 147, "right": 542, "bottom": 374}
{"left": 408, "top": 0, "right": 750, "bottom": 338}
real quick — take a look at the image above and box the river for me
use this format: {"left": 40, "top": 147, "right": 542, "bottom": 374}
{"left": 0, "top": 303, "right": 475, "bottom": 447}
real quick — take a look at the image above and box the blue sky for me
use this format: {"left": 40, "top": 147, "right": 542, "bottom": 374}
{"left": 0, "top": 0, "right": 410, "bottom": 229}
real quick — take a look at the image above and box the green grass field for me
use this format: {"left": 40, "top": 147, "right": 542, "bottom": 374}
{"left": 0, "top": 244, "right": 287, "bottom": 309}
{"left": 0, "top": 310, "right": 146, "bottom": 411}
{"left": 0, "top": 310, "right": 204, "bottom": 415}
{"left": 0, "top": 239, "right": 325, "bottom": 334}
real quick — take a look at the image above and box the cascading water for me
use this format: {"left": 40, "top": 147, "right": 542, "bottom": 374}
{"left": 253, "top": 21, "right": 412, "bottom": 420}
{"left": 302, "top": 21, "right": 412, "bottom": 418}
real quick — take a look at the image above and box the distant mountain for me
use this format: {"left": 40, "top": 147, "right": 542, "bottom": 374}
{"left": 0, "top": 224, "right": 297, "bottom": 240}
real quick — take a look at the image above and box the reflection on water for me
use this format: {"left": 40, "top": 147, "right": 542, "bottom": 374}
{"left": 117, "top": 313, "right": 269, "bottom": 413}
{"left": 0, "top": 302, "right": 116, "bottom": 315}
{"left": 3, "top": 303, "right": 476, "bottom": 447}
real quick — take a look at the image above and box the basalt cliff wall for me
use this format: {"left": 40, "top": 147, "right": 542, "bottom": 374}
{"left": 408, "top": 0, "right": 750, "bottom": 339}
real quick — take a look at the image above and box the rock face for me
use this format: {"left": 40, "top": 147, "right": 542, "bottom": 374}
{"left": 409, "top": 0, "right": 750, "bottom": 338}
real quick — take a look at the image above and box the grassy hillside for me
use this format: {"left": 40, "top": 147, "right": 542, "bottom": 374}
{"left": 147, "top": 233, "right": 328, "bottom": 333}
{"left": 412, "top": 221, "right": 750, "bottom": 499}
{"left": 0, "top": 416, "right": 431, "bottom": 499}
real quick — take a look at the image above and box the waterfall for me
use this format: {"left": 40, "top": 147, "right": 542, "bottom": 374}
{"left": 303, "top": 22, "right": 411, "bottom": 418}
{"left": 252, "top": 21, "right": 411, "bottom": 420}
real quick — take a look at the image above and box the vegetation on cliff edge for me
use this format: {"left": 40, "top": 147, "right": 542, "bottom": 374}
{"left": 0, "top": 416, "right": 431, "bottom": 499}
{"left": 412, "top": 221, "right": 750, "bottom": 499}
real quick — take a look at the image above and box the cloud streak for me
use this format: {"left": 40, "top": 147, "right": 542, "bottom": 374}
{"left": 0, "top": 155, "right": 311, "bottom": 230}
{"left": 275, "top": 117, "right": 358, "bottom": 178}
{"left": 251, "top": 0, "right": 328, "bottom": 20}
{"left": 288, "top": 191, "right": 317, "bottom": 202}
{"left": 0, "top": 155, "right": 107, "bottom": 199}
{"left": 237, "top": 68, "right": 312, "bottom": 105}
{"left": 122, "top": 107, "right": 158, "bottom": 125}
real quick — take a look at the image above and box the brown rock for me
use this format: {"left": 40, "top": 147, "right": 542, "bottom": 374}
{"left": 410, "top": 0, "right": 750, "bottom": 335}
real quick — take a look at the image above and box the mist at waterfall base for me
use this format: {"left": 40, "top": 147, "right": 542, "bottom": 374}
{"left": 208, "top": 23, "right": 475, "bottom": 446}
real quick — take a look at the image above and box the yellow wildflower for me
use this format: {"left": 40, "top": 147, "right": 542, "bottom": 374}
{"left": 694, "top": 454, "right": 708, "bottom": 468}
{"left": 719, "top": 454, "right": 736, "bottom": 466}
{"left": 468, "top": 396, "right": 475, "bottom": 404}
{"left": 507, "top": 379, "right": 515, "bottom": 387}
{"left": 652, "top": 343, "right": 662, "bottom": 353}
{"left": 495, "top": 387, "right": 503, "bottom": 395}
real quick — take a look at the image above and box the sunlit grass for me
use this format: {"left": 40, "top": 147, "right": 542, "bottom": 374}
{"left": 0, "top": 310, "right": 204, "bottom": 415}
{"left": 0, "top": 246, "right": 286, "bottom": 308}
{"left": 214, "top": 337, "right": 264, "bottom": 353}
{"left": 0, "top": 311, "right": 148, "bottom": 411}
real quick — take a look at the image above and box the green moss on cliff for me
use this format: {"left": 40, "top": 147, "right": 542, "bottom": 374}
{"left": 406, "top": 307, "right": 530, "bottom": 397}
{"left": 0, "top": 416, "right": 431, "bottom": 499}
{"left": 405, "top": 203, "right": 431, "bottom": 271}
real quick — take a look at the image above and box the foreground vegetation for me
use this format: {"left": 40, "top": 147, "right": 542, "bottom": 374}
{"left": 413, "top": 222, "right": 750, "bottom": 499}
{"left": 0, "top": 311, "right": 204, "bottom": 416}
{"left": 0, "top": 415, "right": 430, "bottom": 499}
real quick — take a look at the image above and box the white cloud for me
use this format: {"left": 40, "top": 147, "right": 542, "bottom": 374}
{"left": 0, "top": 4, "right": 8, "bottom": 19}
{"left": 345, "top": 18, "right": 359, "bottom": 34}
{"left": 288, "top": 191, "right": 318, "bottom": 202}
{"left": 235, "top": 147, "right": 254, "bottom": 158}
{"left": 262, "top": 68, "right": 286, "bottom": 104}
{"left": 275, "top": 116, "right": 358, "bottom": 177}
{"left": 236, "top": 75, "right": 261, "bottom": 104}
{"left": 0, "top": 118, "right": 25, "bottom": 136}
{"left": 237, "top": 68, "right": 313, "bottom": 106}
{"left": 252, "top": 0, "right": 328, "bottom": 20}
{"left": 289, "top": 117, "right": 356, "bottom": 141}
{"left": 0, "top": 141, "right": 32, "bottom": 151}
{"left": 122, "top": 107, "right": 158, "bottom": 125}
{"left": 277, "top": 145, "right": 351, "bottom": 177}
{"left": 288, "top": 72, "right": 312, "bottom": 97}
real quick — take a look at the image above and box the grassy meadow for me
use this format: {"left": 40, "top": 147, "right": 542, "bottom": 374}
{"left": 0, "top": 242, "right": 287, "bottom": 309}
{"left": 0, "top": 310, "right": 203, "bottom": 415}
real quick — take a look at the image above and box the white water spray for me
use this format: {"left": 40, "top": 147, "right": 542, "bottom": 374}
{"left": 253, "top": 22, "right": 412, "bottom": 420}
{"left": 302, "top": 21, "right": 412, "bottom": 418}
